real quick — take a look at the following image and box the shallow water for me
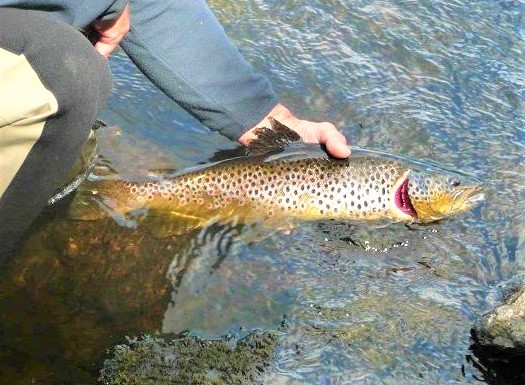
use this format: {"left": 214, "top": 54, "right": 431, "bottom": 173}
{"left": 1, "top": 0, "right": 524, "bottom": 383}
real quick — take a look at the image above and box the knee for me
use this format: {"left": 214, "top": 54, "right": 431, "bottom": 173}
{"left": 39, "top": 31, "right": 112, "bottom": 116}
{"left": 0, "top": 8, "right": 112, "bottom": 117}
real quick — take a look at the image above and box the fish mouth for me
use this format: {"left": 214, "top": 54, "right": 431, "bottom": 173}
{"left": 395, "top": 178, "right": 418, "bottom": 219}
{"left": 451, "top": 184, "right": 485, "bottom": 210}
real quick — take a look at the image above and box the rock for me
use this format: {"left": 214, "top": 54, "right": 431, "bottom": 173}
{"left": 98, "top": 331, "right": 279, "bottom": 385}
{"left": 470, "top": 278, "right": 525, "bottom": 384}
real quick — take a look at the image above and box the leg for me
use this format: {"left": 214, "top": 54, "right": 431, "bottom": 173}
{"left": 0, "top": 8, "right": 112, "bottom": 259}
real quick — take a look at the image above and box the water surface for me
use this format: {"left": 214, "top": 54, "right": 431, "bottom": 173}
{"left": 0, "top": 0, "right": 524, "bottom": 383}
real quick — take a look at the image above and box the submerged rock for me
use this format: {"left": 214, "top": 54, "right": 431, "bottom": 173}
{"left": 470, "top": 277, "right": 525, "bottom": 384}
{"left": 98, "top": 331, "right": 279, "bottom": 385}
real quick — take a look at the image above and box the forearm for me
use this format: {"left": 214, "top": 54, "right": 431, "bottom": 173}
{"left": 119, "top": 0, "right": 279, "bottom": 140}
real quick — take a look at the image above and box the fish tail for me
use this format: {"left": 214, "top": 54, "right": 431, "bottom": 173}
{"left": 63, "top": 178, "right": 136, "bottom": 222}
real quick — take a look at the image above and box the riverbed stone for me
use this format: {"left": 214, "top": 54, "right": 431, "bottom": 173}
{"left": 470, "top": 275, "right": 525, "bottom": 383}
{"left": 98, "top": 331, "right": 279, "bottom": 385}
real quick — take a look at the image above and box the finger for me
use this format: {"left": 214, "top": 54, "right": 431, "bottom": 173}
{"left": 94, "top": 33, "right": 125, "bottom": 57}
{"left": 94, "top": 41, "right": 118, "bottom": 58}
{"left": 320, "top": 128, "right": 351, "bottom": 158}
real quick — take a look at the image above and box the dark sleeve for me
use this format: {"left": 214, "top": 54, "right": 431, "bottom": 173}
{"left": 119, "top": 0, "right": 279, "bottom": 140}
{"left": 0, "top": 0, "right": 120, "bottom": 27}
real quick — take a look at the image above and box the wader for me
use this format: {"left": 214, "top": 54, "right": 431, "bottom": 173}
{"left": 0, "top": 8, "right": 111, "bottom": 259}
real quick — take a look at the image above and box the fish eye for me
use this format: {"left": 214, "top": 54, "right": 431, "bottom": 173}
{"left": 449, "top": 177, "right": 461, "bottom": 187}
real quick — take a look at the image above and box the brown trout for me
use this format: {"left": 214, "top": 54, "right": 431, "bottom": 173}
{"left": 79, "top": 119, "right": 484, "bottom": 234}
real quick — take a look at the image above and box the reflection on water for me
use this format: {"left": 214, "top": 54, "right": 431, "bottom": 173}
{"left": 1, "top": 0, "right": 524, "bottom": 383}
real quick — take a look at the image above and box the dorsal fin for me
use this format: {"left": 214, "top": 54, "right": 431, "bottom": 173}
{"left": 246, "top": 117, "right": 302, "bottom": 156}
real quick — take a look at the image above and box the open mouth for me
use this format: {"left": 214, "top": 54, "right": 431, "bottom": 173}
{"left": 395, "top": 178, "right": 417, "bottom": 219}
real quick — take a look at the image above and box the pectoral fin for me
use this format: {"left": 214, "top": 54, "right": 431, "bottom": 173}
{"left": 143, "top": 210, "right": 208, "bottom": 238}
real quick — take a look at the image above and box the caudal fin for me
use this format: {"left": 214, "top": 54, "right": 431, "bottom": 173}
{"left": 53, "top": 178, "right": 142, "bottom": 233}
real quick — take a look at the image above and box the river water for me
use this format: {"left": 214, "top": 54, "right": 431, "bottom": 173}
{"left": 0, "top": 0, "right": 524, "bottom": 384}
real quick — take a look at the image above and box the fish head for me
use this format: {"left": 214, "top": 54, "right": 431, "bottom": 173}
{"left": 403, "top": 170, "right": 485, "bottom": 223}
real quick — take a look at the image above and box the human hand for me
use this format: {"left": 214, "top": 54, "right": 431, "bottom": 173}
{"left": 238, "top": 103, "right": 350, "bottom": 158}
{"left": 91, "top": 3, "right": 131, "bottom": 58}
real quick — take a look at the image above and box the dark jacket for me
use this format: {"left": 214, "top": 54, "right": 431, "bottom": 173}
{"left": 0, "top": 0, "right": 278, "bottom": 139}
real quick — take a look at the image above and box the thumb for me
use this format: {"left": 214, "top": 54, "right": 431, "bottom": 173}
{"left": 94, "top": 38, "right": 120, "bottom": 58}
{"left": 320, "top": 128, "right": 351, "bottom": 158}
